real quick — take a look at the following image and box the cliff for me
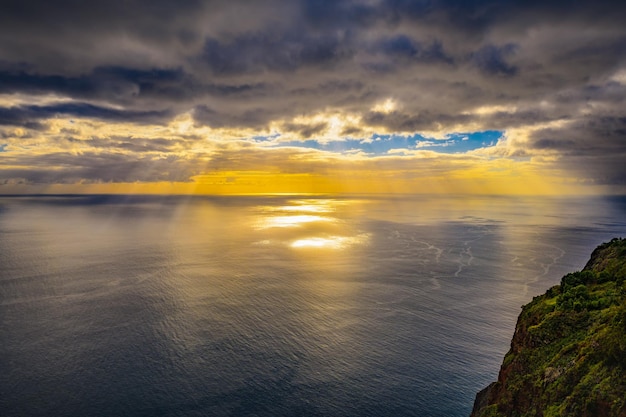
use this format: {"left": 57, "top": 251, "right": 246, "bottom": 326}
{"left": 471, "top": 238, "right": 626, "bottom": 417}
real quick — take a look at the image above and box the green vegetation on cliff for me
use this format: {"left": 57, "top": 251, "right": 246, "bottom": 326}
{"left": 471, "top": 238, "right": 626, "bottom": 417}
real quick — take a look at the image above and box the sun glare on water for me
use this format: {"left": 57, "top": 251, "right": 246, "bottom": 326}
{"left": 291, "top": 237, "right": 344, "bottom": 248}
{"left": 251, "top": 199, "right": 370, "bottom": 250}
{"left": 290, "top": 234, "right": 369, "bottom": 249}
{"left": 259, "top": 215, "right": 333, "bottom": 229}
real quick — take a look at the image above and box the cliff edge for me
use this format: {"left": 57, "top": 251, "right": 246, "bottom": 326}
{"left": 471, "top": 238, "right": 626, "bottom": 417}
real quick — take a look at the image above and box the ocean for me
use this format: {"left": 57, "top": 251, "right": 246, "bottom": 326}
{"left": 1, "top": 194, "right": 625, "bottom": 416}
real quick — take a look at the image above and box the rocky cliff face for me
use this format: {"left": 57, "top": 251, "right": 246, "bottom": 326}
{"left": 471, "top": 238, "right": 626, "bottom": 417}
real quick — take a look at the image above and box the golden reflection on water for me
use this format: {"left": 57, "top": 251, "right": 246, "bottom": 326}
{"left": 290, "top": 234, "right": 370, "bottom": 249}
{"left": 252, "top": 198, "right": 368, "bottom": 250}
{"left": 257, "top": 214, "right": 333, "bottom": 229}
{"left": 269, "top": 201, "right": 335, "bottom": 213}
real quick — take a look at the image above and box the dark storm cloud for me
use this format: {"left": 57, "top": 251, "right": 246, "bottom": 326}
{"left": 527, "top": 115, "right": 626, "bottom": 185}
{"left": 485, "top": 110, "right": 572, "bottom": 129}
{"left": 375, "top": 36, "right": 454, "bottom": 65}
{"left": 0, "top": 67, "right": 184, "bottom": 97}
{"left": 532, "top": 139, "right": 577, "bottom": 151}
{"left": 470, "top": 44, "right": 518, "bottom": 76}
{"left": 201, "top": 30, "right": 352, "bottom": 74}
{"left": 0, "top": 67, "right": 270, "bottom": 104}
{"left": 0, "top": 0, "right": 204, "bottom": 41}
{"left": 554, "top": 82, "right": 626, "bottom": 105}
{"left": 1, "top": 0, "right": 626, "bottom": 187}
{"left": 0, "top": 107, "right": 46, "bottom": 129}
{"left": 530, "top": 117, "right": 626, "bottom": 156}
{"left": 384, "top": 0, "right": 626, "bottom": 29}
{"left": 0, "top": 103, "right": 172, "bottom": 126}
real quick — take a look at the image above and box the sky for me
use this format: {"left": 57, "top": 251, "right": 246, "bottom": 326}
{"left": 1, "top": 0, "right": 625, "bottom": 195}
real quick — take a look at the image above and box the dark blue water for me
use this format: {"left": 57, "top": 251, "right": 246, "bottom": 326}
{"left": 1, "top": 194, "right": 625, "bottom": 416}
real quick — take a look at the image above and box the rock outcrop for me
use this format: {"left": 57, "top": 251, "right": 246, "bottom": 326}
{"left": 471, "top": 238, "right": 626, "bottom": 417}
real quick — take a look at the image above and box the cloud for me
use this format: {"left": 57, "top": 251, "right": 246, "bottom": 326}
{"left": 0, "top": 67, "right": 183, "bottom": 101}
{"left": 0, "top": 0, "right": 625, "bottom": 192}
{"left": 1, "top": 150, "right": 202, "bottom": 183}
{"left": 201, "top": 30, "right": 353, "bottom": 74}
{"left": 470, "top": 43, "right": 518, "bottom": 76}
{"left": 375, "top": 35, "right": 454, "bottom": 64}
{"left": 0, "top": 103, "right": 172, "bottom": 126}
{"left": 526, "top": 116, "right": 626, "bottom": 185}
{"left": 282, "top": 122, "right": 329, "bottom": 138}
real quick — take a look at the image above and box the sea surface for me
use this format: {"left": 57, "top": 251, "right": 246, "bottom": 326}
{"left": 1, "top": 194, "right": 625, "bottom": 417}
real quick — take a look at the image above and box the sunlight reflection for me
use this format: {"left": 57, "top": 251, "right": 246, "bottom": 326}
{"left": 257, "top": 199, "right": 343, "bottom": 214}
{"left": 252, "top": 199, "right": 370, "bottom": 249}
{"left": 258, "top": 214, "right": 334, "bottom": 229}
{"left": 291, "top": 237, "right": 342, "bottom": 248}
{"left": 290, "top": 234, "right": 369, "bottom": 249}
{"left": 254, "top": 198, "right": 348, "bottom": 229}
{"left": 278, "top": 204, "right": 333, "bottom": 213}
